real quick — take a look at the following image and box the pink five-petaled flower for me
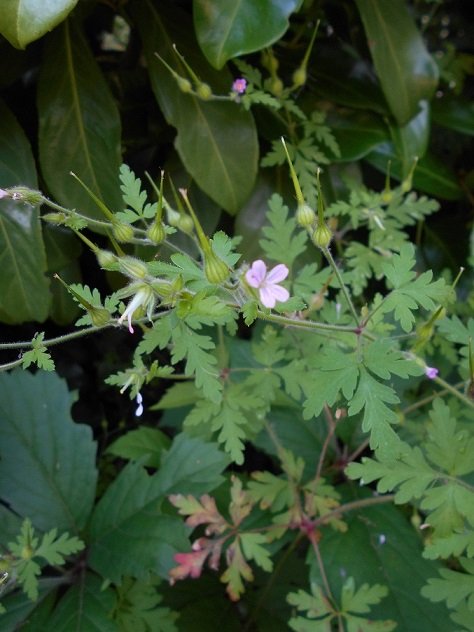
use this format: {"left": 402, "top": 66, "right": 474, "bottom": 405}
{"left": 246, "top": 260, "right": 290, "bottom": 309}
{"left": 425, "top": 366, "right": 439, "bottom": 379}
{"left": 232, "top": 77, "right": 247, "bottom": 95}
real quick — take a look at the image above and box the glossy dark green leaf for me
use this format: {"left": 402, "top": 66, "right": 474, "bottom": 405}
{"left": 366, "top": 143, "right": 462, "bottom": 200}
{"left": 391, "top": 100, "right": 430, "bottom": 177}
{"left": 133, "top": 1, "right": 258, "bottom": 215}
{"left": 46, "top": 574, "right": 117, "bottom": 632}
{"left": 0, "top": 100, "right": 50, "bottom": 324}
{"left": 37, "top": 20, "right": 122, "bottom": 223}
{"left": 328, "top": 110, "right": 389, "bottom": 162}
{"left": 355, "top": 0, "right": 438, "bottom": 125}
{"left": 432, "top": 96, "right": 474, "bottom": 136}
{"left": 88, "top": 434, "right": 228, "bottom": 583}
{"left": 194, "top": 0, "right": 301, "bottom": 69}
{"left": 0, "top": 581, "right": 59, "bottom": 631}
{"left": 0, "top": 371, "right": 98, "bottom": 533}
{"left": 312, "top": 45, "right": 389, "bottom": 115}
{"left": 310, "top": 487, "right": 453, "bottom": 630}
{"left": 0, "top": 0, "right": 78, "bottom": 49}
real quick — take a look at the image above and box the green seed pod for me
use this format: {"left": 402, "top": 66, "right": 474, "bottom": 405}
{"left": 197, "top": 83, "right": 212, "bottom": 100}
{"left": 177, "top": 77, "right": 192, "bottom": 93}
{"left": 96, "top": 249, "right": 117, "bottom": 269}
{"left": 312, "top": 223, "right": 333, "bottom": 249}
{"left": 296, "top": 203, "right": 316, "bottom": 228}
{"left": 261, "top": 50, "right": 279, "bottom": 73}
{"left": 9, "top": 187, "right": 43, "bottom": 205}
{"left": 147, "top": 221, "right": 166, "bottom": 244}
{"left": 90, "top": 306, "right": 111, "bottom": 327}
{"left": 112, "top": 221, "right": 134, "bottom": 243}
{"left": 204, "top": 250, "right": 229, "bottom": 284}
{"left": 119, "top": 256, "right": 148, "bottom": 280}
{"left": 292, "top": 66, "right": 307, "bottom": 88}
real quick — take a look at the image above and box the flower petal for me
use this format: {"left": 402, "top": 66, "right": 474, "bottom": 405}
{"left": 268, "top": 284, "right": 290, "bottom": 304}
{"left": 246, "top": 260, "right": 267, "bottom": 287}
{"left": 259, "top": 286, "right": 277, "bottom": 308}
{"left": 266, "top": 264, "right": 289, "bottom": 284}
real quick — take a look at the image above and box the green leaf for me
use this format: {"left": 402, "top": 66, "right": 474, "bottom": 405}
{"left": 240, "top": 533, "right": 273, "bottom": 572}
{"left": 133, "top": 1, "right": 258, "bottom": 214}
{"left": 0, "top": 100, "right": 50, "bottom": 324}
{"left": 432, "top": 96, "right": 474, "bottom": 136}
{"left": 329, "top": 110, "right": 389, "bottom": 162}
{"left": 366, "top": 143, "right": 462, "bottom": 200}
{"left": 390, "top": 100, "right": 430, "bottom": 177}
{"left": 194, "top": 0, "right": 301, "bottom": 69}
{"left": 355, "top": 0, "right": 438, "bottom": 125}
{"left": 114, "top": 578, "right": 178, "bottom": 632}
{"left": 0, "top": 0, "right": 78, "bottom": 49}
{"left": 116, "top": 164, "right": 156, "bottom": 223}
{"left": 421, "top": 557, "right": 474, "bottom": 611}
{"left": 0, "top": 371, "right": 97, "bottom": 532}
{"left": 310, "top": 487, "right": 454, "bottom": 630}
{"left": 260, "top": 194, "right": 307, "bottom": 267}
{"left": 106, "top": 427, "right": 171, "bottom": 468}
{"left": 88, "top": 435, "right": 228, "bottom": 582}
{"left": 21, "top": 332, "right": 55, "bottom": 371}
{"left": 37, "top": 20, "right": 122, "bottom": 224}
{"left": 45, "top": 573, "right": 118, "bottom": 632}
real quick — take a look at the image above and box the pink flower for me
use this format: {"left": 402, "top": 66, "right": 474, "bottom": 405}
{"left": 0, "top": 189, "right": 8, "bottom": 199}
{"left": 246, "top": 260, "right": 290, "bottom": 308}
{"left": 425, "top": 366, "right": 439, "bottom": 379}
{"left": 232, "top": 78, "right": 247, "bottom": 95}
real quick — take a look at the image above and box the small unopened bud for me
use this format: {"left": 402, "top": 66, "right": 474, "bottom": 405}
{"left": 261, "top": 49, "right": 279, "bottom": 73}
{"left": 21, "top": 546, "right": 33, "bottom": 560}
{"left": 42, "top": 212, "right": 66, "bottom": 224}
{"left": 147, "top": 221, "right": 166, "bottom": 244}
{"left": 112, "top": 221, "right": 134, "bottom": 243}
{"left": 204, "top": 250, "right": 229, "bottom": 284}
{"left": 401, "top": 157, "right": 418, "bottom": 193}
{"left": 176, "top": 214, "right": 194, "bottom": 235}
{"left": 97, "top": 249, "right": 117, "bottom": 269}
{"left": 270, "top": 77, "right": 283, "bottom": 96}
{"left": 118, "top": 256, "right": 148, "bottom": 280}
{"left": 296, "top": 203, "right": 316, "bottom": 228}
{"left": 196, "top": 83, "right": 212, "bottom": 100}
{"left": 177, "top": 77, "right": 192, "bottom": 93}
{"left": 90, "top": 306, "right": 111, "bottom": 327}
{"left": 292, "top": 66, "right": 307, "bottom": 88}
{"left": 312, "top": 223, "right": 333, "bottom": 249}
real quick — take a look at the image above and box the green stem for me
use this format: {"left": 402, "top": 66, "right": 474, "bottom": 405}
{"left": 431, "top": 375, "right": 474, "bottom": 410}
{"left": 313, "top": 494, "right": 396, "bottom": 527}
{"left": 322, "top": 247, "right": 359, "bottom": 325}
{"left": 256, "top": 309, "right": 364, "bottom": 336}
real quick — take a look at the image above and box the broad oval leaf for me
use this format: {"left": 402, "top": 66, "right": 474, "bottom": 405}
{"left": 0, "top": 371, "right": 98, "bottom": 533}
{"left": 37, "top": 20, "right": 122, "bottom": 223}
{"left": 133, "top": 1, "right": 258, "bottom": 215}
{"left": 432, "top": 96, "right": 474, "bottom": 136}
{"left": 329, "top": 110, "right": 390, "bottom": 162}
{"left": 0, "top": 0, "right": 78, "bottom": 49}
{"left": 355, "top": 0, "right": 438, "bottom": 125}
{"left": 0, "top": 99, "right": 50, "bottom": 324}
{"left": 390, "top": 100, "right": 430, "bottom": 177}
{"left": 194, "top": 0, "right": 301, "bottom": 69}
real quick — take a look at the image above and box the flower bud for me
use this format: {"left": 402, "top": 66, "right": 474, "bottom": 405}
{"left": 42, "top": 212, "right": 66, "bottom": 224}
{"left": 196, "top": 83, "right": 212, "bottom": 100}
{"left": 147, "top": 221, "right": 166, "bottom": 244}
{"left": 204, "top": 250, "right": 229, "bottom": 284}
{"left": 176, "top": 214, "right": 194, "bottom": 235}
{"left": 97, "top": 249, "right": 117, "bottom": 269}
{"left": 21, "top": 545, "right": 33, "bottom": 560}
{"left": 177, "top": 77, "right": 192, "bottom": 93}
{"left": 261, "top": 49, "right": 279, "bottom": 73}
{"left": 90, "top": 306, "right": 111, "bottom": 327}
{"left": 118, "top": 256, "right": 148, "bottom": 280}
{"left": 292, "top": 66, "right": 307, "bottom": 88}
{"left": 112, "top": 221, "right": 134, "bottom": 243}
{"left": 312, "top": 223, "right": 333, "bottom": 249}
{"left": 270, "top": 77, "right": 283, "bottom": 97}
{"left": 296, "top": 203, "right": 316, "bottom": 228}
{"left": 8, "top": 187, "right": 43, "bottom": 205}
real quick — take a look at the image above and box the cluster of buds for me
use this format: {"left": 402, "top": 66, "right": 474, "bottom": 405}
{"left": 0, "top": 186, "right": 43, "bottom": 205}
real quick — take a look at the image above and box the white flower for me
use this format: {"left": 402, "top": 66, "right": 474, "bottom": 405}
{"left": 245, "top": 260, "right": 290, "bottom": 308}
{"left": 118, "top": 284, "right": 155, "bottom": 334}
{"left": 135, "top": 393, "right": 143, "bottom": 417}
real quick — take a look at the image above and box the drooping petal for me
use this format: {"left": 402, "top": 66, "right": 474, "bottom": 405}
{"left": 266, "top": 263, "right": 289, "bottom": 284}
{"left": 135, "top": 392, "right": 143, "bottom": 417}
{"left": 259, "top": 285, "right": 277, "bottom": 308}
{"left": 246, "top": 260, "right": 267, "bottom": 287}
{"left": 268, "top": 284, "right": 290, "bottom": 304}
